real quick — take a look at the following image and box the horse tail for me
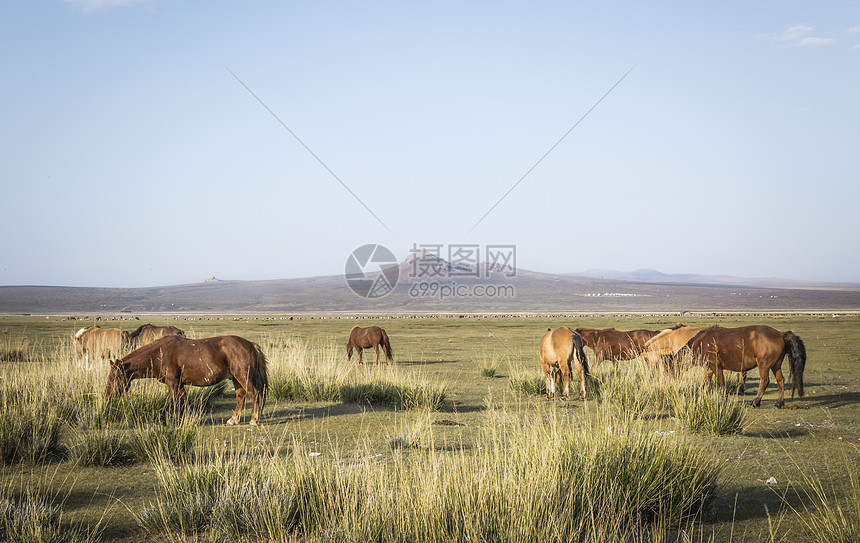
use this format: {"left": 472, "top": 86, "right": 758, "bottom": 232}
{"left": 381, "top": 330, "right": 394, "bottom": 362}
{"left": 573, "top": 333, "right": 589, "bottom": 376}
{"left": 784, "top": 331, "right": 806, "bottom": 398}
{"left": 251, "top": 343, "right": 269, "bottom": 408}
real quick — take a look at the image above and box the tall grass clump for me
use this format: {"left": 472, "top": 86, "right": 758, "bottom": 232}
{"left": 266, "top": 338, "right": 351, "bottom": 402}
{"left": 68, "top": 427, "right": 131, "bottom": 467}
{"left": 671, "top": 385, "right": 746, "bottom": 435}
{"left": 479, "top": 362, "right": 497, "bottom": 378}
{"left": 508, "top": 366, "right": 545, "bottom": 396}
{"left": 264, "top": 336, "right": 446, "bottom": 410}
{"left": 138, "top": 404, "right": 718, "bottom": 542}
{"left": 128, "top": 417, "right": 199, "bottom": 464}
{"left": 782, "top": 445, "right": 860, "bottom": 543}
{"left": 0, "top": 488, "right": 99, "bottom": 543}
{"left": 340, "top": 373, "right": 447, "bottom": 410}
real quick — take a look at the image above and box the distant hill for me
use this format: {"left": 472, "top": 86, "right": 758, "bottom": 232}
{"left": 2, "top": 260, "right": 859, "bottom": 314}
{"left": 568, "top": 268, "right": 860, "bottom": 291}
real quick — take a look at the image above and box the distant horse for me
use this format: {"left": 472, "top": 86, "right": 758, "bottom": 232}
{"left": 74, "top": 326, "right": 132, "bottom": 368}
{"left": 105, "top": 335, "right": 268, "bottom": 425}
{"left": 679, "top": 325, "right": 806, "bottom": 408}
{"left": 130, "top": 323, "right": 186, "bottom": 348}
{"left": 539, "top": 327, "right": 590, "bottom": 400}
{"left": 346, "top": 326, "right": 393, "bottom": 365}
{"left": 575, "top": 327, "right": 660, "bottom": 368}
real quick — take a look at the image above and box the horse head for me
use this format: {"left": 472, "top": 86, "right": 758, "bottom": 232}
{"left": 105, "top": 359, "right": 131, "bottom": 399}
{"left": 346, "top": 342, "right": 353, "bottom": 361}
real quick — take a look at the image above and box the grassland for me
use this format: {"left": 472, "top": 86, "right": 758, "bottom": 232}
{"left": 0, "top": 312, "right": 858, "bottom": 542}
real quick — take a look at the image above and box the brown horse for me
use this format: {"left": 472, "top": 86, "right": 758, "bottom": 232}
{"left": 539, "top": 327, "right": 590, "bottom": 400}
{"left": 130, "top": 323, "right": 186, "bottom": 348}
{"left": 105, "top": 335, "right": 268, "bottom": 425}
{"left": 575, "top": 327, "right": 660, "bottom": 368}
{"left": 74, "top": 326, "right": 132, "bottom": 368}
{"left": 680, "top": 325, "right": 806, "bottom": 408}
{"left": 346, "top": 326, "right": 393, "bottom": 365}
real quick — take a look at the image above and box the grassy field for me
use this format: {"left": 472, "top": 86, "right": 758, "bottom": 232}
{"left": 0, "top": 312, "right": 858, "bottom": 542}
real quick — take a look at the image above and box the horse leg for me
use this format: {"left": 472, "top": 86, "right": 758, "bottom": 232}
{"left": 544, "top": 368, "right": 554, "bottom": 399}
{"left": 773, "top": 367, "right": 785, "bottom": 409}
{"left": 374, "top": 344, "right": 380, "bottom": 365}
{"left": 738, "top": 370, "right": 747, "bottom": 394}
{"left": 715, "top": 362, "right": 726, "bottom": 394}
{"left": 575, "top": 360, "right": 587, "bottom": 400}
{"left": 751, "top": 365, "right": 770, "bottom": 408}
{"left": 228, "top": 378, "right": 246, "bottom": 425}
{"left": 168, "top": 379, "right": 188, "bottom": 420}
{"left": 559, "top": 365, "right": 571, "bottom": 400}
{"left": 358, "top": 348, "right": 364, "bottom": 365}
{"left": 703, "top": 365, "right": 714, "bottom": 387}
{"left": 247, "top": 388, "right": 260, "bottom": 426}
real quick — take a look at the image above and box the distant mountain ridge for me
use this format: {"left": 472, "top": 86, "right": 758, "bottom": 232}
{"left": 568, "top": 268, "right": 859, "bottom": 290}
{"left": 2, "top": 258, "right": 860, "bottom": 313}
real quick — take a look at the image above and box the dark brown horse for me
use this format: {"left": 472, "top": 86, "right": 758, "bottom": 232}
{"left": 129, "top": 323, "right": 186, "bottom": 348}
{"left": 539, "top": 327, "right": 590, "bottom": 400}
{"left": 346, "top": 326, "right": 393, "bottom": 365}
{"left": 575, "top": 327, "right": 660, "bottom": 368}
{"left": 680, "top": 325, "right": 806, "bottom": 408}
{"left": 105, "top": 335, "right": 268, "bottom": 425}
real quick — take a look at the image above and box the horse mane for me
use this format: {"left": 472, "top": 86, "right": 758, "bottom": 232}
{"left": 129, "top": 324, "right": 150, "bottom": 338}
{"left": 681, "top": 326, "right": 719, "bottom": 351}
{"left": 668, "top": 323, "right": 686, "bottom": 330}
{"left": 120, "top": 335, "right": 177, "bottom": 364}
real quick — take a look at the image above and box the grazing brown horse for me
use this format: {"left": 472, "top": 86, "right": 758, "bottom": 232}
{"left": 105, "top": 335, "right": 268, "bottom": 426}
{"left": 346, "top": 326, "right": 393, "bottom": 365}
{"left": 130, "top": 323, "right": 186, "bottom": 348}
{"left": 680, "top": 325, "right": 806, "bottom": 408}
{"left": 575, "top": 327, "right": 660, "bottom": 368}
{"left": 74, "top": 326, "right": 132, "bottom": 367}
{"left": 539, "top": 327, "right": 590, "bottom": 400}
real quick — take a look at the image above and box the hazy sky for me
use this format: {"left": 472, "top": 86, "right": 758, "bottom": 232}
{"left": 2, "top": 1, "right": 858, "bottom": 287}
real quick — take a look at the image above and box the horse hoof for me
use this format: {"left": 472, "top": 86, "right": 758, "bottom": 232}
{"left": 775, "top": 401, "right": 785, "bottom": 409}
{"left": 226, "top": 419, "right": 237, "bottom": 426}
{"left": 249, "top": 420, "right": 258, "bottom": 427}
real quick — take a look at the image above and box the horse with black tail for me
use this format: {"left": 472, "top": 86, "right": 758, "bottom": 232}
{"left": 539, "top": 327, "right": 590, "bottom": 400}
{"left": 679, "top": 325, "right": 806, "bottom": 408}
{"left": 346, "top": 326, "right": 394, "bottom": 365}
{"left": 105, "top": 335, "right": 268, "bottom": 425}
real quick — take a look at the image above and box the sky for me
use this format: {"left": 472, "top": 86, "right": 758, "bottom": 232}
{"left": 1, "top": 1, "right": 858, "bottom": 287}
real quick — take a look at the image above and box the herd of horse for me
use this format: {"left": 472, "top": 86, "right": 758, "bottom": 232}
{"left": 76, "top": 320, "right": 807, "bottom": 427}
{"left": 542, "top": 324, "right": 806, "bottom": 409}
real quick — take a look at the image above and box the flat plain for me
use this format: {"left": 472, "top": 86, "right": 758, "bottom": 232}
{"left": 1, "top": 312, "right": 858, "bottom": 542}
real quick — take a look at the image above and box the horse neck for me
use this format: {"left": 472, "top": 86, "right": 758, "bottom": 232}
{"left": 122, "top": 345, "right": 162, "bottom": 378}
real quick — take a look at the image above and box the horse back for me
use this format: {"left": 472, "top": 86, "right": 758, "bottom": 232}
{"left": 171, "top": 335, "right": 259, "bottom": 385}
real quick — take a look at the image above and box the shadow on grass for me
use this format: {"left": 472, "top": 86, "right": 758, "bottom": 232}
{"left": 393, "top": 359, "right": 455, "bottom": 366}
{"left": 799, "top": 391, "right": 860, "bottom": 409}
{"left": 742, "top": 427, "right": 810, "bottom": 439}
